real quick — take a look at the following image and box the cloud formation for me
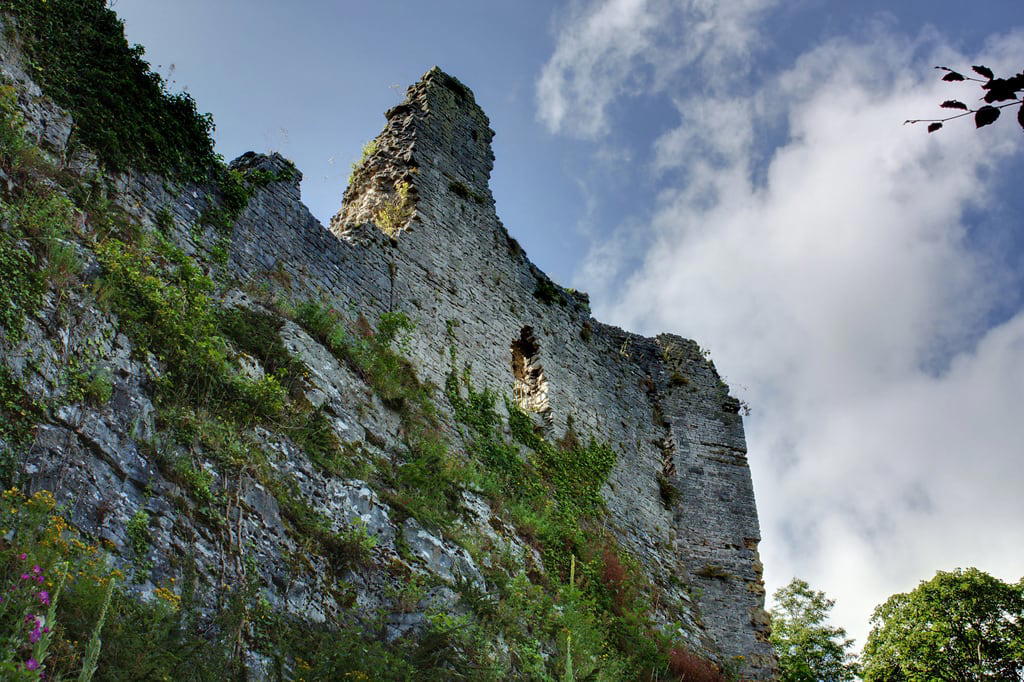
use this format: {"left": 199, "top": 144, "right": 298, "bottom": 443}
{"left": 542, "top": 1, "right": 1024, "bottom": 646}
{"left": 536, "top": 0, "right": 775, "bottom": 137}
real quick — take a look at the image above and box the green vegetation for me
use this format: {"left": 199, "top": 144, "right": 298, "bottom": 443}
{"left": 657, "top": 472, "right": 680, "bottom": 508}
{"left": 280, "top": 306, "right": 702, "bottom": 678}
{"left": 0, "top": 84, "right": 83, "bottom": 341}
{"left": 155, "top": 404, "right": 367, "bottom": 571}
{"left": 771, "top": 571, "right": 1024, "bottom": 681}
{"left": 0, "top": 54, "right": 375, "bottom": 590}
{"left": 0, "top": 488, "right": 275, "bottom": 680}
{"left": 448, "top": 180, "right": 485, "bottom": 204}
{"left": 769, "top": 578, "right": 858, "bottom": 682}
{"left": 375, "top": 180, "right": 414, "bottom": 237}
{"left": 0, "top": 488, "right": 518, "bottom": 681}
{"left": 288, "top": 301, "right": 467, "bottom": 529}
{"left": 96, "top": 235, "right": 285, "bottom": 420}
{"left": 0, "top": 81, "right": 85, "bottom": 483}
{"left": 69, "top": 366, "right": 114, "bottom": 407}
{"left": 198, "top": 162, "right": 296, "bottom": 234}
{"left": 77, "top": 572, "right": 115, "bottom": 682}
{"left": 217, "top": 306, "right": 308, "bottom": 397}
{"left": 534, "top": 276, "right": 563, "bottom": 305}
{"left": 125, "top": 509, "right": 150, "bottom": 560}
{"left": 0, "top": 7, "right": 728, "bottom": 677}
{"left": 0, "top": 364, "right": 44, "bottom": 485}
{"left": 442, "top": 362, "right": 695, "bottom": 679}
{"left": 348, "top": 139, "right": 378, "bottom": 185}
{"left": 861, "top": 568, "right": 1024, "bottom": 680}
{"left": 3, "top": 0, "right": 218, "bottom": 180}
{"left": 196, "top": 169, "right": 250, "bottom": 233}
{"left": 0, "top": 220, "right": 44, "bottom": 340}
{"left": 153, "top": 206, "right": 174, "bottom": 232}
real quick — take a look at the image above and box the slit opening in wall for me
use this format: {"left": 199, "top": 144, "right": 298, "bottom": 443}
{"left": 511, "top": 326, "right": 550, "bottom": 416}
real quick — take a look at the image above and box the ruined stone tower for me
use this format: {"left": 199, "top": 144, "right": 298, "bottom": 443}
{"left": 230, "top": 67, "right": 776, "bottom": 675}
{"left": 2, "top": 20, "right": 777, "bottom": 672}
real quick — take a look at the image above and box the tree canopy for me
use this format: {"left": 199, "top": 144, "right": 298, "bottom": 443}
{"left": 769, "top": 578, "right": 859, "bottom": 682}
{"left": 860, "top": 567, "right": 1024, "bottom": 681}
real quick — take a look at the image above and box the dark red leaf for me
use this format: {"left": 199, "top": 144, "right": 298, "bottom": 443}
{"left": 940, "top": 100, "right": 968, "bottom": 110}
{"left": 982, "top": 78, "right": 1019, "bottom": 102}
{"left": 975, "top": 105, "right": 1000, "bottom": 128}
{"left": 942, "top": 72, "right": 965, "bottom": 82}
{"left": 927, "top": 122, "right": 943, "bottom": 133}
{"left": 984, "top": 87, "right": 1017, "bottom": 103}
{"left": 972, "top": 65, "right": 994, "bottom": 79}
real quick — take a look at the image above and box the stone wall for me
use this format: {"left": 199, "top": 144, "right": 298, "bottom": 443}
{"left": 0, "top": 26, "right": 777, "bottom": 675}
{"left": 221, "top": 67, "right": 776, "bottom": 676}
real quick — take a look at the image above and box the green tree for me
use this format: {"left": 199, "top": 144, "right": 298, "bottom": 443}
{"left": 769, "top": 578, "right": 859, "bottom": 681}
{"left": 861, "top": 567, "right": 1024, "bottom": 681}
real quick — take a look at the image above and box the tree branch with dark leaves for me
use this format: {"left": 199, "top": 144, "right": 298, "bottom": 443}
{"left": 905, "top": 65, "right": 1023, "bottom": 133}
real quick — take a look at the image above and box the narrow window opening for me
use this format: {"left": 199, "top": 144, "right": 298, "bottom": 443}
{"left": 511, "top": 326, "right": 550, "bottom": 415}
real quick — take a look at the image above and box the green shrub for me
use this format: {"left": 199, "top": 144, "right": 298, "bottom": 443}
{"left": 0, "top": 489, "right": 252, "bottom": 680}
{"left": 448, "top": 180, "right": 485, "bottom": 204}
{"left": 0, "top": 83, "right": 49, "bottom": 180}
{"left": 7, "top": 192, "right": 75, "bottom": 243}
{"left": 169, "top": 455, "right": 216, "bottom": 505}
{"left": 337, "top": 518, "right": 377, "bottom": 568}
{"left": 4, "top": 0, "right": 218, "bottom": 180}
{"left": 95, "top": 236, "right": 287, "bottom": 421}
{"left": 197, "top": 167, "right": 261, "bottom": 233}
{"left": 533, "top": 278, "right": 562, "bottom": 305}
{"left": 153, "top": 206, "right": 174, "bottom": 232}
{"left": 217, "top": 306, "right": 308, "bottom": 398}
{"left": 75, "top": 366, "right": 113, "bottom": 406}
{"left": 0, "top": 85, "right": 81, "bottom": 339}
{"left": 442, "top": 363, "right": 687, "bottom": 679}
{"left": 288, "top": 406, "right": 353, "bottom": 475}
{"left": 125, "top": 509, "right": 150, "bottom": 559}
{"left": 289, "top": 302, "right": 472, "bottom": 527}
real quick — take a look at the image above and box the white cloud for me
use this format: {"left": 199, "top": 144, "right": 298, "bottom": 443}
{"left": 762, "top": 310, "right": 1024, "bottom": 643}
{"left": 536, "top": 0, "right": 776, "bottom": 137}
{"left": 548, "top": 0, "right": 1024, "bottom": 648}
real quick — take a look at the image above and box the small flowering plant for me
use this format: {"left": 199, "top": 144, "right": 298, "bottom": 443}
{"left": 0, "top": 488, "right": 122, "bottom": 680}
{"left": 0, "top": 550, "right": 66, "bottom": 679}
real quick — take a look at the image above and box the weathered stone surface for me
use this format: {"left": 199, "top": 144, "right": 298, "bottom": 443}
{"left": 402, "top": 518, "right": 484, "bottom": 589}
{"left": 0, "top": 28, "right": 776, "bottom": 676}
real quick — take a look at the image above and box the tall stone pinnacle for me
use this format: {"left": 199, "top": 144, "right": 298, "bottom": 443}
{"left": 330, "top": 67, "right": 496, "bottom": 240}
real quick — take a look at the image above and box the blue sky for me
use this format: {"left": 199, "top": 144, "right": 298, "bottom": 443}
{"left": 116, "top": 0, "right": 1024, "bottom": 647}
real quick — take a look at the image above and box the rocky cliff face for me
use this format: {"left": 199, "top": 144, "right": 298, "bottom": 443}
{"left": 0, "top": 11, "right": 775, "bottom": 679}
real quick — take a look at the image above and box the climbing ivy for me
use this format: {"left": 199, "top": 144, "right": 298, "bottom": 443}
{"left": 0, "top": 226, "right": 42, "bottom": 341}
{"left": 2, "top": 0, "right": 219, "bottom": 180}
{"left": 443, "top": 364, "right": 681, "bottom": 679}
{"left": 198, "top": 162, "right": 296, "bottom": 234}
